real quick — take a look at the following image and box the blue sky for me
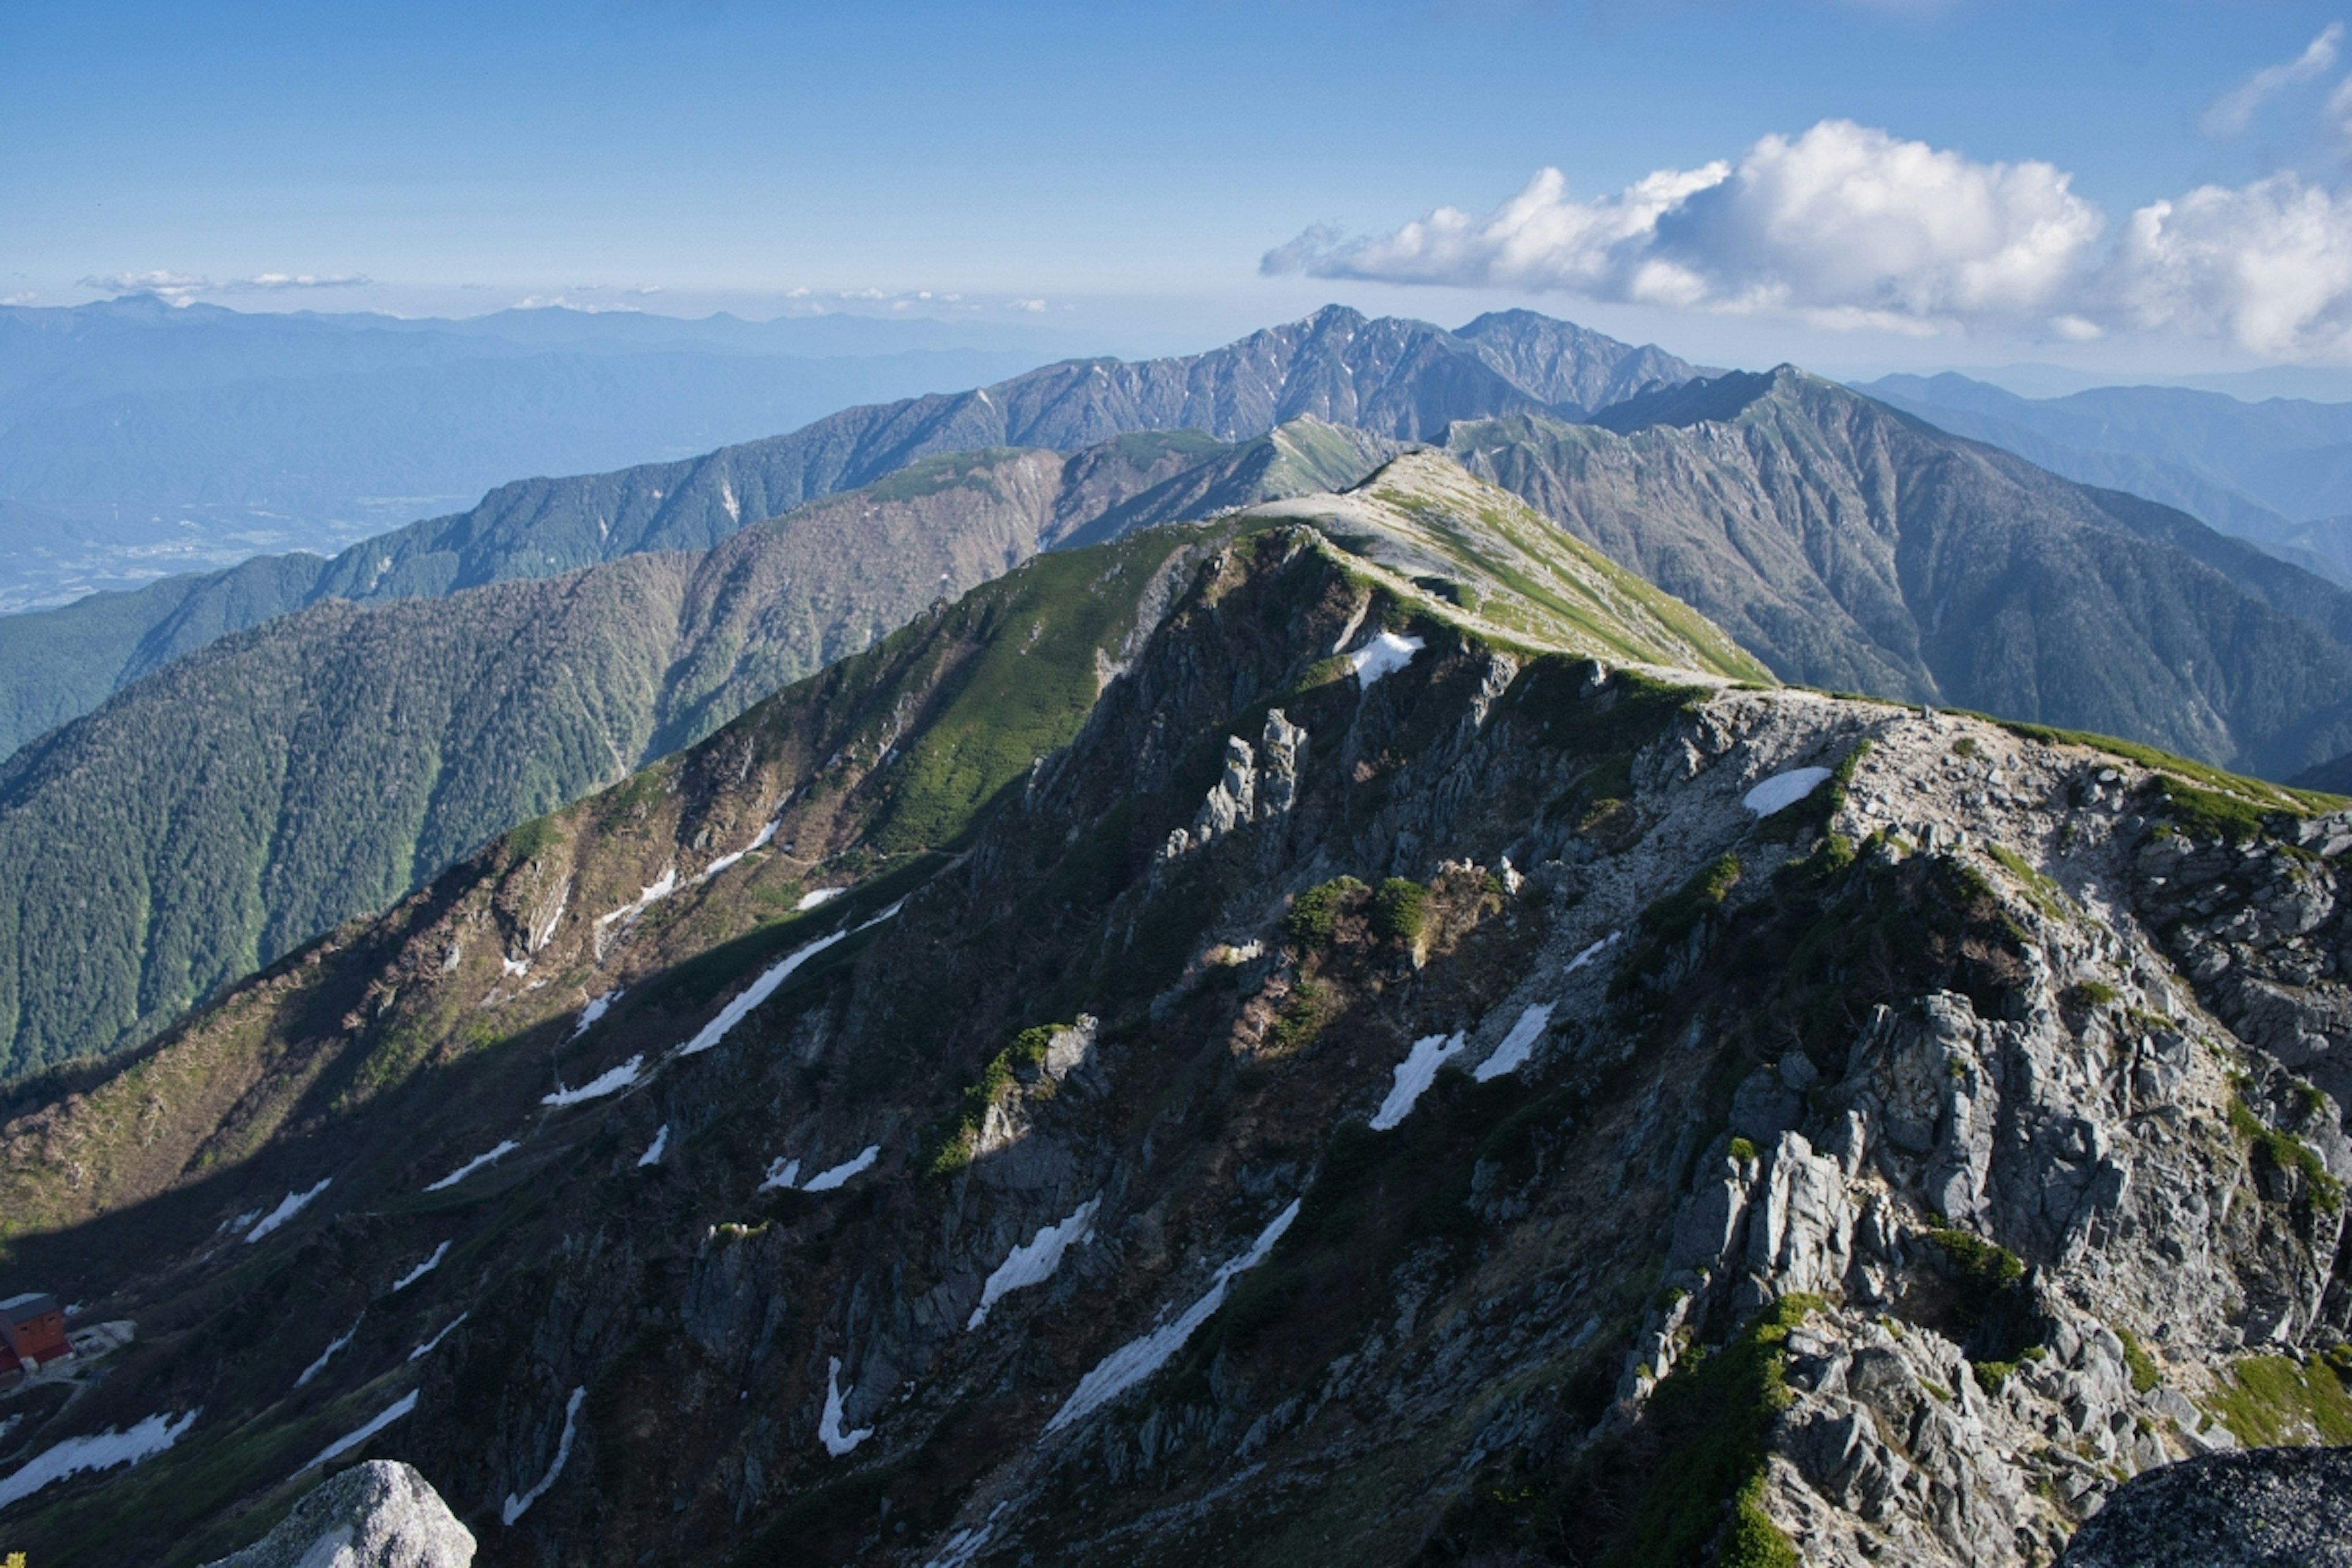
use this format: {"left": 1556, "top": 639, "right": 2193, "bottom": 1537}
{"left": 12, "top": 1, "right": 2352, "bottom": 372}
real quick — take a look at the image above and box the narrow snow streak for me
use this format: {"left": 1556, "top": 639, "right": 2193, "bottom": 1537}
{"left": 570, "top": 990, "right": 620, "bottom": 1041}
{"left": 1351, "top": 631, "right": 1425, "bottom": 687}
{"left": 758, "top": 1157, "right": 801, "bottom": 1193}
{"left": 391, "top": 1241, "right": 450, "bottom": 1292}
{"left": 541, "top": 1054, "right": 643, "bottom": 1107}
{"left": 803, "top": 1146, "right": 879, "bottom": 1193}
{"left": 1564, "top": 932, "right": 1621, "bottom": 975}
{"left": 1044, "top": 1199, "right": 1302, "bottom": 1434}
{"left": 968, "top": 1197, "right": 1101, "bottom": 1329}
{"left": 425, "top": 1140, "right": 519, "bottom": 1193}
{"left": 305, "top": 1392, "right": 417, "bottom": 1474}
{"left": 410, "top": 1313, "right": 469, "bottom": 1362}
{"left": 594, "top": 867, "right": 678, "bottom": 932}
{"left": 1743, "top": 766, "right": 1834, "bottom": 818}
{"left": 245, "top": 1178, "right": 331, "bottom": 1243}
{"left": 1371, "top": 1033, "right": 1466, "bottom": 1130}
{"left": 295, "top": 1322, "right": 359, "bottom": 1388}
{"left": 818, "top": 1358, "right": 873, "bottom": 1456}
{"left": 637, "top": 1125, "right": 669, "bottom": 1167}
{"left": 699, "top": 822, "right": 776, "bottom": 882}
{"left": 678, "top": 932, "right": 847, "bottom": 1057}
{"left": 1474, "top": 1004, "right": 1555, "bottom": 1083}
{"left": 794, "top": 886, "right": 846, "bottom": 912}
{"left": 500, "top": 1386, "right": 586, "bottom": 1525}
{"left": 0, "top": 1410, "right": 199, "bottom": 1510}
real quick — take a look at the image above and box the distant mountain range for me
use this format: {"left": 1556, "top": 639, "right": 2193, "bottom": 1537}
{"left": 0, "top": 295, "right": 1061, "bottom": 611}
{"left": 1860, "top": 371, "right": 2352, "bottom": 587}
{"left": 0, "top": 305, "right": 1698, "bottom": 756}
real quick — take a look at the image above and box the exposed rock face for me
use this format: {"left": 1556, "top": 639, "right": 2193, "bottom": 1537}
{"left": 205, "top": 1461, "right": 473, "bottom": 1568}
{"left": 2056, "top": 1446, "right": 2352, "bottom": 1567}
{"left": 9, "top": 500, "right": 2352, "bottom": 1568}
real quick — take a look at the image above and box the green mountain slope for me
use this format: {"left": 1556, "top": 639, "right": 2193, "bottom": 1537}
{"left": 0, "top": 423, "right": 1396, "bottom": 1077}
{"left": 1453, "top": 369, "right": 2352, "bottom": 778}
{"left": 0, "top": 307, "right": 1690, "bottom": 760}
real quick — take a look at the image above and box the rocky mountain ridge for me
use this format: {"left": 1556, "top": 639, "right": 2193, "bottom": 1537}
{"left": 0, "top": 463, "right": 2342, "bottom": 1566}
{"left": 0, "top": 420, "right": 1393, "bottom": 1079}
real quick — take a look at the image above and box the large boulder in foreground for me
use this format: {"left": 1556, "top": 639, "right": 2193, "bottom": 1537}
{"left": 205, "top": 1460, "right": 474, "bottom": 1568}
{"left": 2059, "top": 1446, "right": 2352, "bottom": 1567}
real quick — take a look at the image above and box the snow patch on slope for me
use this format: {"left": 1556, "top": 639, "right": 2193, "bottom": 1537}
{"left": 1743, "top": 766, "right": 1834, "bottom": 818}
{"left": 968, "top": 1197, "right": 1101, "bottom": 1329}
{"left": 246, "top": 1178, "right": 331, "bottom": 1243}
{"left": 425, "top": 1140, "right": 519, "bottom": 1193}
{"left": 819, "top": 1358, "right": 873, "bottom": 1457}
{"left": 0, "top": 1409, "right": 199, "bottom": 1510}
{"left": 410, "top": 1313, "right": 468, "bottom": 1362}
{"left": 304, "top": 1391, "right": 417, "bottom": 1475}
{"left": 1351, "top": 631, "right": 1425, "bottom": 687}
{"left": 295, "top": 1324, "right": 358, "bottom": 1389}
{"left": 570, "top": 989, "right": 620, "bottom": 1040}
{"left": 803, "top": 1146, "right": 879, "bottom": 1193}
{"left": 501, "top": 1386, "right": 586, "bottom": 1525}
{"left": 1371, "top": 1033, "right": 1466, "bottom": 1130}
{"left": 1044, "top": 1198, "right": 1300, "bottom": 1434}
{"left": 541, "top": 1054, "right": 643, "bottom": 1107}
{"left": 1565, "top": 932, "right": 1621, "bottom": 974}
{"left": 1474, "top": 1003, "right": 1554, "bottom": 1082}
{"left": 678, "top": 931, "right": 848, "bottom": 1057}
{"left": 391, "top": 1241, "right": 450, "bottom": 1292}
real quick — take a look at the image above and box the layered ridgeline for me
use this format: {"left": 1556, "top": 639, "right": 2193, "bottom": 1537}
{"left": 0, "top": 421, "right": 1398, "bottom": 1077}
{"left": 0, "top": 306, "right": 1694, "bottom": 757}
{"left": 1452, "top": 368, "right": 2352, "bottom": 781}
{"left": 0, "top": 465, "right": 2346, "bottom": 1567}
{"left": 1860, "top": 371, "right": 2352, "bottom": 587}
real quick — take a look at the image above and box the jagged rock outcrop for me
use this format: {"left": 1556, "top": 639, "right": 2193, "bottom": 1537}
{"left": 2056, "top": 1446, "right": 2352, "bottom": 1567}
{"left": 204, "top": 1461, "right": 473, "bottom": 1568}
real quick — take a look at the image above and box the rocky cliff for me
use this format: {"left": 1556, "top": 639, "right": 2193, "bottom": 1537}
{"left": 0, "top": 458, "right": 2344, "bottom": 1567}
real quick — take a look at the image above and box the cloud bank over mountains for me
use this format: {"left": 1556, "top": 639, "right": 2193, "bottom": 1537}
{"left": 1268, "top": 34, "right": 2352, "bottom": 363}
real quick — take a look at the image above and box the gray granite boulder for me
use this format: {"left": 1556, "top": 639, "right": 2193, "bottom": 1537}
{"left": 205, "top": 1460, "right": 474, "bottom": 1568}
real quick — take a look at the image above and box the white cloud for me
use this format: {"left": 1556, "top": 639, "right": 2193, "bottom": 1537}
{"left": 225, "top": 272, "right": 371, "bottom": 291}
{"left": 2105, "top": 173, "right": 2352, "bottom": 358}
{"left": 80, "top": 270, "right": 211, "bottom": 304}
{"left": 1268, "top": 115, "right": 2352, "bottom": 360}
{"left": 1272, "top": 121, "right": 2103, "bottom": 334}
{"left": 2201, "top": 23, "right": 2342, "bottom": 139}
